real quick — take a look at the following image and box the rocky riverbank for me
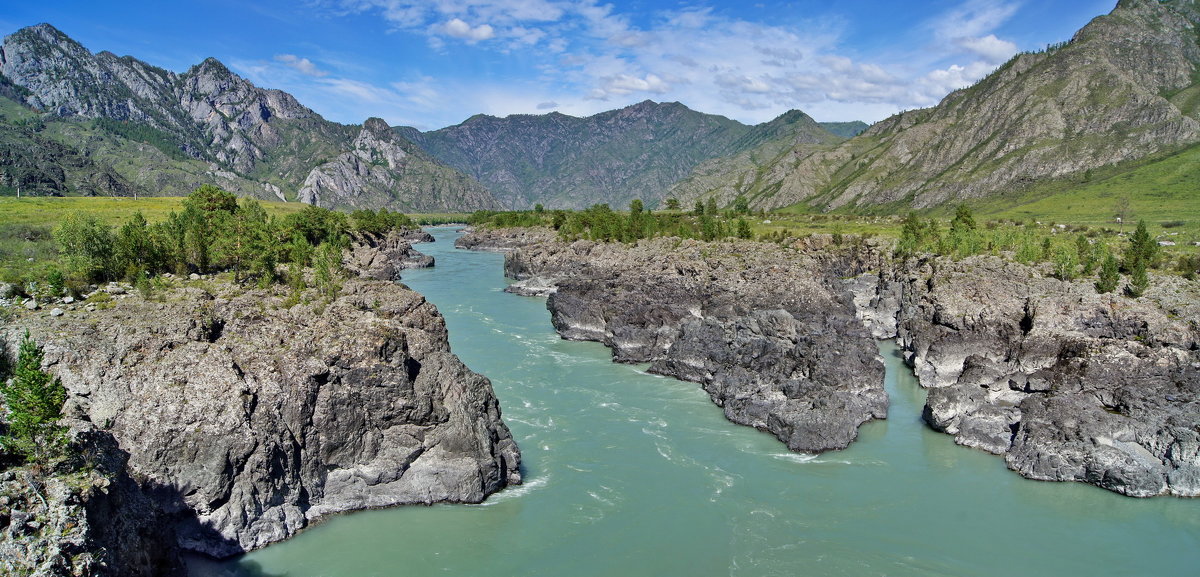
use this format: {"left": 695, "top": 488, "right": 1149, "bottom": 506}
{"left": 884, "top": 255, "right": 1200, "bottom": 497}
{"left": 458, "top": 226, "right": 1200, "bottom": 497}
{"left": 458, "top": 227, "right": 889, "bottom": 454}
{"left": 0, "top": 234, "right": 521, "bottom": 575}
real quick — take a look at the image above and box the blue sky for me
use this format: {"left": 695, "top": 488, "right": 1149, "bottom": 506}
{"left": 0, "top": 1, "right": 1115, "bottom": 130}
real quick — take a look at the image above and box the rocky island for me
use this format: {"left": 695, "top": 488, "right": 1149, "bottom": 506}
{"left": 458, "top": 226, "right": 1199, "bottom": 498}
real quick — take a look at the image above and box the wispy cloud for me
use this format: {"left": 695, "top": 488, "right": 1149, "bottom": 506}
{"left": 263, "top": 0, "right": 1032, "bottom": 126}
{"left": 274, "top": 54, "right": 328, "bottom": 76}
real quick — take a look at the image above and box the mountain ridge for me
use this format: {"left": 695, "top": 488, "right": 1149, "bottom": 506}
{"left": 398, "top": 100, "right": 843, "bottom": 210}
{"left": 0, "top": 23, "right": 499, "bottom": 212}
{"left": 671, "top": 0, "right": 1200, "bottom": 212}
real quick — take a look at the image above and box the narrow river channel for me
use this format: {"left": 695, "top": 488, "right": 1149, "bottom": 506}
{"left": 190, "top": 227, "right": 1199, "bottom": 577}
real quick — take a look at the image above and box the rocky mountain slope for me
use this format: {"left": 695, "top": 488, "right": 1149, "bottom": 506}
{"left": 0, "top": 235, "right": 521, "bottom": 572}
{"left": 459, "top": 227, "right": 1199, "bottom": 497}
{"left": 0, "top": 23, "right": 498, "bottom": 211}
{"left": 398, "top": 103, "right": 841, "bottom": 210}
{"left": 673, "top": 0, "right": 1200, "bottom": 212}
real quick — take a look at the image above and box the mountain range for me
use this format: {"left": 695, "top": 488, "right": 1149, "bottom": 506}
{"left": 670, "top": 0, "right": 1200, "bottom": 212}
{"left": 1, "top": 0, "right": 1198, "bottom": 214}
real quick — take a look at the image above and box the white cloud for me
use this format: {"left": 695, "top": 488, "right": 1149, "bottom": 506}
{"left": 439, "top": 18, "right": 495, "bottom": 43}
{"left": 955, "top": 34, "right": 1018, "bottom": 64}
{"left": 274, "top": 54, "right": 328, "bottom": 77}
{"left": 295, "top": 0, "right": 1038, "bottom": 126}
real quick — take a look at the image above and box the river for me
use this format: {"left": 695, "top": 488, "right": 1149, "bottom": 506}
{"left": 190, "top": 227, "right": 1199, "bottom": 576}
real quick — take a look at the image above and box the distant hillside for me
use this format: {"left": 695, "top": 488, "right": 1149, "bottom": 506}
{"left": 673, "top": 0, "right": 1200, "bottom": 213}
{"left": 398, "top": 102, "right": 841, "bottom": 210}
{"left": 818, "top": 121, "right": 869, "bottom": 139}
{"left": 0, "top": 23, "right": 498, "bottom": 212}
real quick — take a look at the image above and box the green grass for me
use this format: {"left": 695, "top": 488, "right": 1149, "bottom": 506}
{"left": 0, "top": 196, "right": 312, "bottom": 285}
{"left": 962, "top": 142, "right": 1200, "bottom": 252}
{"left": 0, "top": 196, "right": 308, "bottom": 228}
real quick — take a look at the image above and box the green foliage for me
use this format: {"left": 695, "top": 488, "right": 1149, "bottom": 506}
{"left": 54, "top": 211, "right": 114, "bottom": 284}
{"left": 693, "top": 200, "right": 705, "bottom": 217}
{"left": 1126, "top": 261, "right": 1149, "bottom": 297}
{"left": 350, "top": 208, "right": 414, "bottom": 235}
{"left": 1096, "top": 249, "right": 1120, "bottom": 294}
{"left": 1123, "top": 219, "right": 1159, "bottom": 272}
{"left": 1, "top": 331, "right": 68, "bottom": 464}
{"left": 93, "top": 117, "right": 189, "bottom": 161}
{"left": 950, "top": 205, "right": 976, "bottom": 233}
{"left": 665, "top": 198, "right": 681, "bottom": 210}
{"left": 733, "top": 196, "right": 750, "bottom": 215}
{"left": 312, "top": 242, "right": 344, "bottom": 302}
{"left": 736, "top": 218, "right": 752, "bottom": 239}
{"left": 1052, "top": 245, "right": 1078, "bottom": 281}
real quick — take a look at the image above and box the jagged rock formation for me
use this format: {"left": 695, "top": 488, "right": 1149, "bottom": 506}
{"left": 868, "top": 255, "right": 1200, "bottom": 497}
{"left": 460, "top": 226, "right": 1200, "bottom": 497}
{"left": 458, "top": 228, "right": 887, "bottom": 453}
{"left": 299, "top": 118, "right": 497, "bottom": 212}
{"left": 344, "top": 229, "right": 437, "bottom": 280}
{"left": 399, "top": 103, "right": 841, "bottom": 210}
{"left": 0, "top": 239, "right": 521, "bottom": 567}
{"left": 0, "top": 24, "right": 497, "bottom": 210}
{"left": 674, "top": 0, "right": 1200, "bottom": 211}
{"left": 0, "top": 427, "right": 183, "bottom": 577}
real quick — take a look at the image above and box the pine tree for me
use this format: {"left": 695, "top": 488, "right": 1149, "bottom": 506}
{"left": 1096, "top": 250, "right": 1120, "bottom": 294}
{"left": 1124, "top": 219, "right": 1158, "bottom": 273}
{"left": 1, "top": 331, "right": 68, "bottom": 463}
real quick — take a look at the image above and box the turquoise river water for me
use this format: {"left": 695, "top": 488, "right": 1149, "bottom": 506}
{"left": 190, "top": 227, "right": 1199, "bottom": 576}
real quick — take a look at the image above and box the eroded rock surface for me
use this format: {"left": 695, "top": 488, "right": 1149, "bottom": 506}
{"left": 463, "top": 227, "right": 1200, "bottom": 498}
{"left": 884, "top": 255, "right": 1200, "bottom": 497}
{"left": 461, "top": 228, "right": 888, "bottom": 453}
{"left": 1, "top": 237, "right": 521, "bottom": 569}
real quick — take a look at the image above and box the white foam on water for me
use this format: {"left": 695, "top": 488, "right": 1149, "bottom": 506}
{"left": 476, "top": 473, "right": 549, "bottom": 505}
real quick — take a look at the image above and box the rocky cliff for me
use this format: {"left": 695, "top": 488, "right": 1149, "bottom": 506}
{"left": 873, "top": 255, "right": 1200, "bottom": 497}
{"left": 0, "top": 237, "right": 521, "bottom": 571}
{"left": 400, "top": 103, "right": 841, "bottom": 210}
{"left": 298, "top": 118, "right": 497, "bottom": 212}
{"left": 673, "top": 0, "right": 1200, "bottom": 211}
{"left": 458, "top": 228, "right": 888, "bottom": 453}
{"left": 0, "top": 24, "right": 498, "bottom": 211}
{"left": 459, "top": 226, "right": 1200, "bottom": 497}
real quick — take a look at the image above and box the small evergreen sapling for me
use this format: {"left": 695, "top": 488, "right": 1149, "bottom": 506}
{"left": 1, "top": 331, "right": 68, "bottom": 463}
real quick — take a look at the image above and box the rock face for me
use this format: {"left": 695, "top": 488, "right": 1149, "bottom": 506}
{"left": 0, "top": 428, "right": 184, "bottom": 577}
{"left": 345, "top": 229, "right": 436, "bottom": 280}
{"left": 461, "top": 228, "right": 888, "bottom": 453}
{"left": 880, "top": 255, "right": 1200, "bottom": 497}
{"left": 400, "top": 102, "right": 840, "bottom": 210}
{"left": 298, "top": 118, "right": 497, "bottom": 212}
{"left": 0, "top": 24, "right": 499, "bottom": 211}
{"left": 462, "top": 226, "right": 1200, "bottom": 497}
{"left": 673, "top": 0, "right": 1200, "bottom": 211}
{"left": 0, "top": 238, "right": 521, "bottom": 565}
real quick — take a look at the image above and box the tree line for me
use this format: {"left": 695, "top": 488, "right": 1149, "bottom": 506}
{"left": 47, "top": 185, "right": 415, "bottom": 297}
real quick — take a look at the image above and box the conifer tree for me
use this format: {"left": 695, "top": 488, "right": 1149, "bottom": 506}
{"left": 1096, "top": 250, "right": 1120, "bottom": 294}
{"left": 1, "top": 331, "right": 68, "bottom": 463}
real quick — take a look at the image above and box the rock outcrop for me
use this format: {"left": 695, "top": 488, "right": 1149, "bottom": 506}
{"left": 0, "top": 427, "right": 184, "bottom": 577}
{"left": 298, "top": 118, "right": 497, "bottom": 212}
{"left": 0, "top": 237, "right": 521, "bottom": 568}
{"left": 878, "top": 255, "right": 1200, "bottom": 497}
{"left": 460, "top": 228, "right": 888, "bottom": 453}
{"left": 461, "top": 226, "right": 1200, "bottom": 497}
